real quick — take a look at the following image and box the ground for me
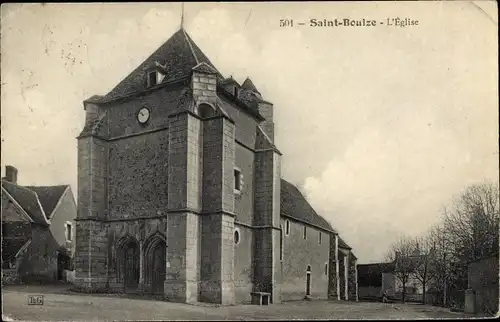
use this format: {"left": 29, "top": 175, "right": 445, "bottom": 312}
{"left": 2, "top": 285, "right": 470, "bottom": 321}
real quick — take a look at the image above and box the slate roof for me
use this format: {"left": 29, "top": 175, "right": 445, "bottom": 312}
{"left": 89, "top": 28, "right": 223, "bottom": 103}
{"left": 23, "top": 185, "right": 68, "bottom": 219}
{"left": 241, "top": 77, "right": 260, "bottom": 94}
{"left": 338, "top": 236, "right": 351, "bottom": 249}
{"left": 280, "top": 179, "right": 336, "bottom": 233}
{"left": 2, "top": 180, "right": 49, "bottom": 225}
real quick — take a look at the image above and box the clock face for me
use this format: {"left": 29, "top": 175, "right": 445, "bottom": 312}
{"left": 137, "top": 107, "right": 150, "bottom": 124}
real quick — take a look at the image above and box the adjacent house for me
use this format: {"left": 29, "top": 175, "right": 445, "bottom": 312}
{"left": 358, "top": 251, "right": 435, "bottom": 303}
{"left": 1, "top": 165, "right": 77, "bottom": 284}
{"left": 73, "top": 26, "right": 358, "bottom": 304}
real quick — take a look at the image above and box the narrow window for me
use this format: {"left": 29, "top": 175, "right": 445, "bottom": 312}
{"left": 325, "top": 263, "right": 328, "bottom": 275}
{"left": 234, "top": 169, "right": 242, "bottom": 192}
{"left": 319, "top": 231, "right": 322, "bottom": 244}
{"left": 65, "top": 223, "right": 72, "bottom": 241}
{"left": 303, "top": 226, "right": 307, "bottom": 240}
{"left": 234, "top": 229, "right": 240, "bottom": 245}
{"left": 280, "top": 226, "right": 283, "bottom": 261}
{"left": 285, "top": 220, "right": 290, "bottom": 236}
{"left": 147, "top": 71, "right": 157, "bottom": 87}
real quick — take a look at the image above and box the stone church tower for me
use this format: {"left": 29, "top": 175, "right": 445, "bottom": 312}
{"left": 74, "top": 26, "right": 355, "bottom": 305}
{"left": 74, "top": 27, "right": 282, "bottom": 304}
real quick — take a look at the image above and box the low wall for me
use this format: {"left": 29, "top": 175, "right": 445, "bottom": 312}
{"left": 2, "top": 269, "right": 21, "bottom": 285}
{"left": 468, "top": 256, "right": 499, "bottom": 315}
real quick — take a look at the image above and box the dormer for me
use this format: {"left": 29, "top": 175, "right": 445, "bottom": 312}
{"left": 147, "top": 61, "right": 167, "bottom": 87}
{"left": 220, "top": 76, "right": 241, "bottom": 98}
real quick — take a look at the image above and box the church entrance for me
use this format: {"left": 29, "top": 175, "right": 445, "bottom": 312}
{"left": 144, "top": 233, "right": 167, "bottom": 295}
{"left": 122, "top": 240, "right": 140, "bottom": 292}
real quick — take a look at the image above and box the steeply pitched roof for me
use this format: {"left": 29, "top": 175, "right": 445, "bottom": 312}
{"left": 90, "top": 28, "right": 223, "bottom": 103}
{"left": 280, "top": 179, "right": 336, "bottom": 233}
{"left": 1, "top": 180, "right": 48, "bottom": 225}
{"left": 23, "top": 185, "right": 68, "bottom": 219}
{"left": 241, "top": 77, "right": 260, "bottom": 94}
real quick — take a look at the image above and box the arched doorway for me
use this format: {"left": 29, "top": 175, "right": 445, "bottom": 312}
{"left": 306, "top": 265, "right": 312, "bottom": 296}
{"left": 144, "top": 233, "right": 167, "bottom": 295}
{"left": 118, "top": 237, "right": 140, "bottom": 292}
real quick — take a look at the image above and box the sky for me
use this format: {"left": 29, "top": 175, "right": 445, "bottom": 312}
{"left": 1, "top": 2, "right": 498, "bottom": 263}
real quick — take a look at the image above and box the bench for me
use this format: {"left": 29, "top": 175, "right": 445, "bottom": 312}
{"left": 251, "top": 292, "right": 271, "bottom": 305}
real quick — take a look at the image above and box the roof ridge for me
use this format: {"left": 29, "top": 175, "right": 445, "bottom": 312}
{"left": 1, "top": 184, "right": 35, "bottom": 223}
{"left": 32, "top": 190, "right": 50, "bottom": 224}
{"left": 182, "top": 29, "right": 199, "bottom": 65}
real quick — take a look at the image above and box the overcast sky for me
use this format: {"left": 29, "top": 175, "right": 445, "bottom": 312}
{"left": 1, "top": 2, "right": 498, "bottom": 263}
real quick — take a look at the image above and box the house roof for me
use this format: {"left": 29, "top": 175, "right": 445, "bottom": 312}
{"left": 23, "top": 185, "right": 68, "bottom": 219}
{"left": 280, "top": 179, "right": 336, "bottom": 233}
{"left": 2, "top": 180, "right": 49, "bottom": 225}
{"left": 358, "top": 262, "right": 396, "bottom": 276}
{"left": 89, "top": 28, "right": 223, "bottom": 103}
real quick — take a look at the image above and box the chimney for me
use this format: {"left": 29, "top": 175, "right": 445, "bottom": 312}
{"left": 4, "top": 165, "right": 18, "bottom": 184}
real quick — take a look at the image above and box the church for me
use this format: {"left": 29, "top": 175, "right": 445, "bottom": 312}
{"left": 74, "top": 26, "right": 358, "bottom": 305}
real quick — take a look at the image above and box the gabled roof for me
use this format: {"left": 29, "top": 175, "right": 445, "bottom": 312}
{"left": 280, "top": 179, "right": 336, "bottom": 233}
{"left": 220, "top": 76, "right": 240, "bottom": 87}
{"left": 23, "top": 185, "right": 69, "bottom": 220}
{"left": 1, "top": 180, "right": 49, "bottom": 225}
{"left": 90, "top": 28, "right": 223, "bottom": 103}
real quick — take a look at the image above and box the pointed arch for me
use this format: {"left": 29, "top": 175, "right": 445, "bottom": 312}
{"left": 115, "top": 234, "right": 140, "bottom": 290}
{"left": 143, "top": 231, "right": 167, "bottom": 294}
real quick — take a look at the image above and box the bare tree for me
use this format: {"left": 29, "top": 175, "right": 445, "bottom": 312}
{"left": 434, "top": 182, "right": 500, "bottom": 308}
{"left": 414, "top": 232, "right": 438, "bottom": 304}
{"left": 427, "top": 223, "right": 452, "bottom": 307}
{"left": 444, "top": 182, "right": 499, "bottom": 263}
{"left": 386, "top": 235, "right": 418, "bottom": 303}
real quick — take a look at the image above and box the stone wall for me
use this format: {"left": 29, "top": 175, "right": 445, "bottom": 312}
{"left": 73, "top": 220, "right": 108, "bottom": 291}
{"left": 109, "top": 131, "right": 170, "bottom": 220}
{"left": 2, "top": 269, "right": 20, "bottom": 285}
{"left": 468, "top": 256, "right": 499, "bottom": 315}
{"left": 280, "top": 217, "right": 330, "bottom": 301}
{"left": 106, "top": 86, "right": 184, "bottom": 138}
{"left": 257, "top": 100, "right": 274, "bottom": 142}
{"left": 348, "top": 256, "right": 357, "bottom": 300}
{"left": 233, "top": 224, "right": 254, "bottom": 303}
{"left": 234, "top": 144, "right": 255, "bottom": 225}
{"left": 219, "top": 97, "right": 257, "bottom": 148}
{"left": 20, "top": 225, "right": 59, "bottom": 283}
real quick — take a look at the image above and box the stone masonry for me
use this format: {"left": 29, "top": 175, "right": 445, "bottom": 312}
{"left": 73, "top": 27, "right": 357, "bottom": 305}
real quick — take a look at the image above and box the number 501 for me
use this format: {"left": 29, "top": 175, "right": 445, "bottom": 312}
{"left": 280, "top": 19, "right": 294, "bottom": 27}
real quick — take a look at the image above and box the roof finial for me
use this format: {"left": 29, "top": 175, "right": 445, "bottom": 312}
{"left": 180, "top": 2, "right": 185, "bottom": 29}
